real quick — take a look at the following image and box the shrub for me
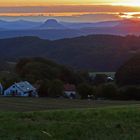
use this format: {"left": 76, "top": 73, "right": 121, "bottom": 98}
{"left": 48, "top": 79, "right": 64, "bottom": 98}
{"left": 115, "top": 54, "right": 140, "bottom": 86}
{"left": 38, "top": 80, "right": 50, "bottom": 97}
{"left": 77, "top": 83, "right": 96, "bottom": 99}
{"left": 96, "top": 84, "right": 118, "bottom": 100}
{"left": 119, "top": 86, "right": 140, "bottom": 100}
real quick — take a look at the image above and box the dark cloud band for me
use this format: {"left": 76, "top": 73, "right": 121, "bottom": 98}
{"left": 0, "top": 5, "right": 140, "bottom": 13}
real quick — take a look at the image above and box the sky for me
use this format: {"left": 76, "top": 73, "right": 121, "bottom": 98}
{"left": 1, "top": 0, "right": 140, "bottom": 22}
{"left": 0, "top": 0, "right": 116, "bottom": 6}
{"left": 1, "top": 0, "right": 140, "bottom": 6}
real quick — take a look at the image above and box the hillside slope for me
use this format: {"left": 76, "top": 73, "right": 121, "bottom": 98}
{"left": 0, "top": 35, "right": 139, "bottom": 71}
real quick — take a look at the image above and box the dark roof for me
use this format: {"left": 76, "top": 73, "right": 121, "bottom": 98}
{"left": 64, "top": 84, "right": 76, "bottom": 91}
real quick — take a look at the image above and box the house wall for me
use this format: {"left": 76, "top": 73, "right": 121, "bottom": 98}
{"left": 3, "top": 81, "right": 38, "bottom": 97}
{"left": 4, "top": 86, "right": 28, "bottom": 97}
{"left": 64, "top": 91, "right": 76, "bottom": 97}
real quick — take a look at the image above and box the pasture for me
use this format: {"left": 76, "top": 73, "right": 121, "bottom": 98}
{"left": 0, "top": 98, "right": 139, "bottom": 139}
{"left": 0, "top": 97, "right": 140, "bottom": 112}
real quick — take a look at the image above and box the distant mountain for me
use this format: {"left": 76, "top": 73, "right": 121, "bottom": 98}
{"left": 0, "top": 19, "right": 121, "bottom": 30}
{"left": 0, "top": 28, "right": 5, "bottom": 31}
{"left": 116, "top": 20, "right": 140, "bottom": 27}
{"left": 0, "top": 19, "right": 140, "bottom": 40}
{"left": 0, "top": 35, "right": 139, "bottom": 71}
{"left": 61, "top": 20, "right": 122, "bottom": 29}
{"left": 0, "top": 29, "right": 83, "bottom": 40}
{"left": 0, "top": 20, "right": 41, "bottom": 30}
{"left": 39, "top": 19, "right": 67, "bottom": 29}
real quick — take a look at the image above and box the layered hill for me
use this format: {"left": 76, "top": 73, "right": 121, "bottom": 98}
{"left": 1, "top": 19, "right": 140, "bottom": 40}
{"left": 0, "top": 35, "right": 139, "bottom": 71}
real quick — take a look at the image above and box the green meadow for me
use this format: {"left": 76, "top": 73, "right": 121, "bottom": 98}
{"left": 0, "top": 98, "right": 139, "bottom": 140}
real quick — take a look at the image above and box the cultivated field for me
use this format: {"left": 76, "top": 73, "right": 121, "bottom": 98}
{"left": 0, "top": 98, "right": 140, "bottom": 140}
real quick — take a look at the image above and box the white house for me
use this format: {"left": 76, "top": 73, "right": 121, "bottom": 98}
{"left": 4, "top": 81, "right": 38, "bottom": 97}
{"left": 64, "top": 84, "right": 76, "bottom": 99}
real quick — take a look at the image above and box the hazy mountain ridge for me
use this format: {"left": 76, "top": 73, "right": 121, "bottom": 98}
{"left": 0, "top": 19, "right": 139, "bottom": 29}
{"left": 0, "top": 19, "right": 140, "bottom": 40}
{"left": 0, "top": 35, "right": 139, "bottom": 71}
{"left": 0, "top": 20, "right": 41, "bottom": 30}
{"left": 0, "top": 19, "right": 120, "bottom": 30}
{"left": 39, "top": 19, "right": 67, "bottom": 29}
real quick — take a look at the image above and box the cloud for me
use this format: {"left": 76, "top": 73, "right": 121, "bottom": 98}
{"left": 0, "top": 5, "right": 140, "bottom": 13}
{"left": 0, "top": 13, "right": 123, "bottom": 22}
{"left": 55, "top": 13, "right": 122, "bottom": 22}
{"left": 0, "top": 5, "right": 140, "bottom": 22}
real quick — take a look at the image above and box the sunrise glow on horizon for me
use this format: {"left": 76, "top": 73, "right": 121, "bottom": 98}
{"left": 1, "top": 0, "right": 140, "bottom": 22}
{"left": 0, "top": 0, "right": 140, "bottom": 7}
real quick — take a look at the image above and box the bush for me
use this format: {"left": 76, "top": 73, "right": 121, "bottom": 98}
{"left": 115, "top": 54, "right": 140, "bottom": 86}
{"left": 48, "top": 79, "right": 64, "bottom": 98}
{"left": 0, "top": 73, "right": 20, "bottom": 89}
{"left": 119, "top": 86, "right": 140, "bottom": 100}
{"left": 77, "top": 83, "right": 96, "bottom": 99}
{"left": 38, "top": 80, "right": 50, "bottom": 97}
{"left": 15, "top": 58, "right": 88, "bottom": 85}
{"left": 96, "top": 84, "right": 118, "bottom": 100}
{"left": 16, "top": 58, "right": 61, "bottom": 83}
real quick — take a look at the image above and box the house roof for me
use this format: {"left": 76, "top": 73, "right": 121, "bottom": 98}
{"left": 14, "top": 81, "right": 36, "bottom": 92}
{"left": 64, "top": 84, "right": 76, "bottom": 91}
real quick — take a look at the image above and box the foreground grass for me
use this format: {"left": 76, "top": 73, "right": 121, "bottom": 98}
{"left": 0, "top": 106, "right": 140, "bottom": 140}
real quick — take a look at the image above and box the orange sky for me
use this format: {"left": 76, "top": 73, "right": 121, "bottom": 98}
{"left": 1, "top": 0, "right": 140, "bottom": 22}
{"left": 0, "top": 0, "right": 94, "bottom": 6}
{"left": 0, "top": 0, "right": 140, "bottom": 6}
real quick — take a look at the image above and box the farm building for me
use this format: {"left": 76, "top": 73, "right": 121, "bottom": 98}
{"left": 64, "top": 84, "right": 76, "bottom": 99}
{"left": 4, "top": 81, "right": 38, "bottom": 97}
{"left": 89, "top": 72, "right": 115, "bottom": 80}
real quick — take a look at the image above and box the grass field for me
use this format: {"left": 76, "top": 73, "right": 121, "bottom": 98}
{"left": 0, "top": 98, "right": 140, "bottom": 139}
{"left": 0, "top": 97, "right": 140, "bottom": 112}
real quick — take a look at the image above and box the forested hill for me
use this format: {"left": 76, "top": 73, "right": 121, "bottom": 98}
{"left": 0, "top": 35, "right": 139, "bottom": 71}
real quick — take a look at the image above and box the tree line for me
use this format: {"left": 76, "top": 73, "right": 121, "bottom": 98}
{"left": 0, "top": 54, "right": 139, "bottom": 100}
